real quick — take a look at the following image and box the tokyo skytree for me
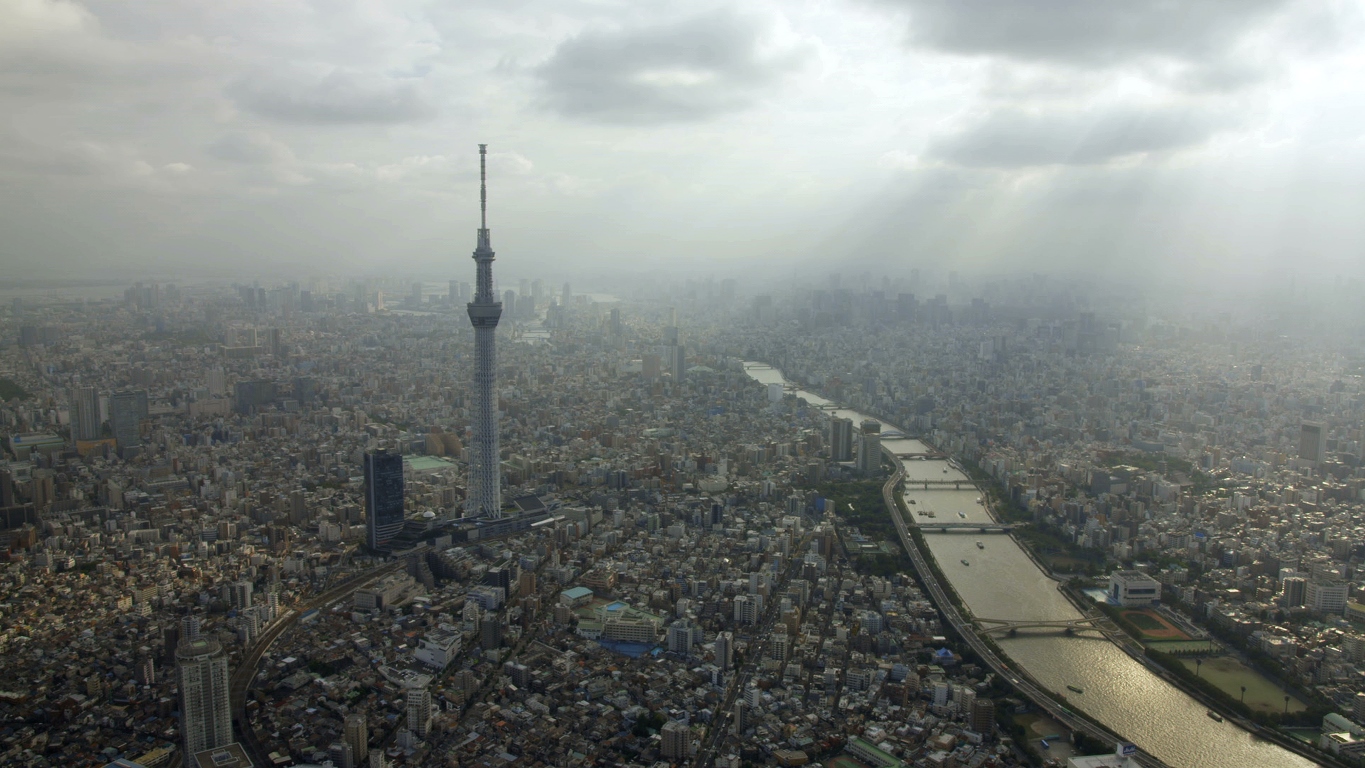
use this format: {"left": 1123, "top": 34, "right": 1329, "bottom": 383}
{"left": 466, "top": 144, "right": 503, "bottom": 518}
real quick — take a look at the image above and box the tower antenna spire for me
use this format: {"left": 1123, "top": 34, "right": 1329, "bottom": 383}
{"left": 479, "top": 143, "right": 488, "bottom": 232}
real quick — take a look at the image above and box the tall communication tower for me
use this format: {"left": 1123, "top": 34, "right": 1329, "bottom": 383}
{"left": 467, "top": 144, "right": 503, "bottom": 518}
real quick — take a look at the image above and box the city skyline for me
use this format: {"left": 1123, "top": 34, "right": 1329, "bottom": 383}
{"left": 2, "top": 275, "right": 1363, "bottom": 767}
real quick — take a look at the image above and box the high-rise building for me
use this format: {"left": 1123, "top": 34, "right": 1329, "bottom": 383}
{"left": 715, "top": 631, "right": 733, "bottom": 671}
{"left": 856, "top": 419, "right": 882, "bottom": 475}
{"left": 1282, "top": 576, "right": 1307, "bottom": 608}
{"left": 480, "top": 614, "right": 503, "bottom": 650}
{"left": 829, "top": 417, "right": 853, "bottom": 462}
{"left": 667, "top": 620, "right": 697, "bottom": 654}
{"left": 466, "top": 145, "right": 504, "bottom": 519}
{"left": 344, "top": 713, "right": 368, "bottom": 766}
{"left": 1300, "top": 422, "right": 1326, "bottom": 465}
{"left": 74, "top": 386, "right": 100, "bottom": 442}
{"left": 969, "top": 697, "right": 996, "bottom": 734}
{"left": 1307, "top": 580, "right": 1348, "bottom": 614}
{"left": 770, "top": 631, "right": 790, "bottom": 663}
{"left": 109, "top": 390, "right": 146, "bottom": 451}
{"left": 405, "top": 685, "right": 432, "bottom": 738}
{"left": 661, "top": 719, "right": 690, "bottom": 760}
{"left": 669, "top": 344, "right": 686, "bottom": 382}
{"left": 177, "top": 638, "right": 232, "bottom": 757}
{"left": 733, "top": 594, "right": 762, "bottom": 625}
{"left": 227, "top": 581, "right": 253, "bottom": 610}
{"left": 328, "top": 742, "right": 355, "bottom": 768}
{"left": 364, "top": 450, "right": 405, "bottom": 550}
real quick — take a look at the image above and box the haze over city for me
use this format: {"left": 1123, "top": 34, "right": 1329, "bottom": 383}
{"left": 8, "top": 4, "right": 1365, "bottom": 768}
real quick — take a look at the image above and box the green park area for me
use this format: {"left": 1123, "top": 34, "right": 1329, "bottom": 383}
{"left": 1178, "top": 656, "right": 1307, "bottom": 716}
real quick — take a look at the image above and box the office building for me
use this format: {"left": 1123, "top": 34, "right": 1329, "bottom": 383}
{"left": 669, "top": 343, "right": 686, "bottom": 382}
{"left": 110, "top": 390, "right": 146, "bottom": 450}
{"left": 1108, "top": 570, "right": 1160, "bottom": 607}
{"left": 1282, "top": 576, "right": 1307, "bottom": 608}
{"left": 480, "top": 614, "right": 503, "bottom": 650}
{"left": 177, "top": 638, "right": 232, "bottom": 757}
{"left": 74, "top": 386, "right": 101, "bottom": 442}
{"left": 1301, "top": 422, "right": 1326, "bottom": 465}
{"left": 829, "top": 417, "right": 854, "bottom": 462}
{"left": 1308, "top": 580, "right": 1349, "bottom": 614}
{"left": 227, "top": 581, "right": 252, "bottom": 610}
{"left": 856, "top": 419, "right": 882, "bottom": 475}
{"left": 364, "top": 450, "right": 405, "bottom": 550}
{"left": 466, "top": 144, "right": 504, "bottom": 518}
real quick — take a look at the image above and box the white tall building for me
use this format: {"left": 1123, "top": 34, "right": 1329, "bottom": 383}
{"left": 406, "top": 685, "right": 432, "bottom": 738}
{"left": 177, "top": 638, "right": 232, "bottom": 757}
{"left": 466, "top": 144, "right": 504, "bottom": 519}
{"left": 715, "top": 631, "right": 733, "bottom": 670}
{"left": 1308, "top": 581, "right": 1349, "bottom": 614}
{"left": 734, "top": 594, "right": 762, "bottom": 625}
{"left": 661, "top": 719, "right": 691, "bottom": 760}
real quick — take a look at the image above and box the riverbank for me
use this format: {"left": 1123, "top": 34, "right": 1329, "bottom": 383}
{"left": 745, "top": 361, "right": 1319, "bottom": 768}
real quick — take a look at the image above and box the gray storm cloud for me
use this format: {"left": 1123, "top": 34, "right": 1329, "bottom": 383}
{"left": 535, "top": 10, "right": 813, "bottom": 124}
{"left": 875, "top": 0, "right": 1292, "bottom": 66}
{"left": 228, "top": 69, "right": 437, "bottom": 125}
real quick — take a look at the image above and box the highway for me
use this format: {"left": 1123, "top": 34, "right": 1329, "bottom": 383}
{"left": 880, "top": 452, "right": 1172, "bottom": 768}
{"left": 229, "top": 560, "right": 406, "bottom": 767}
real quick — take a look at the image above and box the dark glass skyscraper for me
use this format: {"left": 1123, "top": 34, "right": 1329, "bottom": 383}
{"left": 364, "top": 450, "right": 405, "bottom": 550}
{"left": 109, "top": 390, "right": 147, "bottom": 451}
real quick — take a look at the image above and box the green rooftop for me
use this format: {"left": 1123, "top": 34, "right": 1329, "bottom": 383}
{"left": 406, "top": 455, "right": 456, "bottom": 473}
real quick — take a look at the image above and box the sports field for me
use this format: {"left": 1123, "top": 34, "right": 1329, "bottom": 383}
{"left": 1120, "top": 609, "right": 1190, "bottom": 640}
{"left": 1179, "top": 655, "right": 1307, "bottom": 715}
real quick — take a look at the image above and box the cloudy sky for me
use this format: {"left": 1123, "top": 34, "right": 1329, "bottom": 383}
{"left": 3, "top": 0, "right": 1364, "bottom": 285}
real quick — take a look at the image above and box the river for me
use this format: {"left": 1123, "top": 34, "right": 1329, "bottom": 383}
{"left": 743, "top": 363, "right": 1314, "bottom": 768}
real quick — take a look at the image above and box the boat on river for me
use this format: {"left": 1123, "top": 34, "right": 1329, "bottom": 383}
{"left": 976, "top": 541, "right": 985, "bottom": 549}
{"left": 961, "top": 559, "right": 970, "bottom": 566}
{"left": 1067, "top": 685, "right": 1084, "bottom": 694}
{"left": 1207, "top": 711, "right": 1224, "bottom": 722}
